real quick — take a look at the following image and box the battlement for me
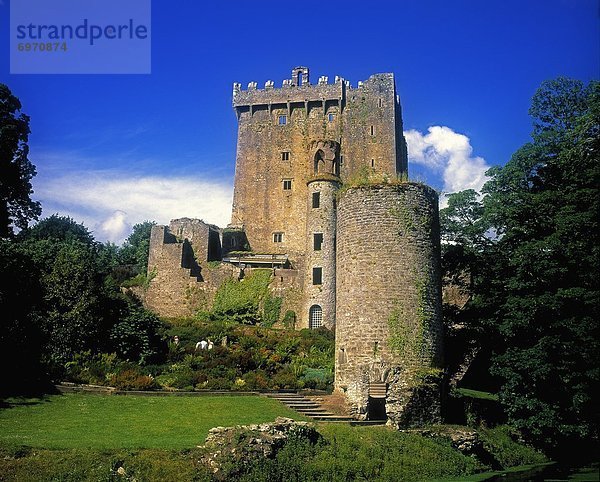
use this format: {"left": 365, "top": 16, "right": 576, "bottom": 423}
{"left": 232, "top": 66, "right": 395, "bottom": 110}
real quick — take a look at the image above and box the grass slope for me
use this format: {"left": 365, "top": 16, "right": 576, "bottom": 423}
{"left": 0, "top": 394, "right": 549, "bottom": 481}
{"left": 0, "top": 394, "right": 305, "bottom": 449}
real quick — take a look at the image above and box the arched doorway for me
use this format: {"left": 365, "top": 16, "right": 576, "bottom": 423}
{"left": 368, "top": 382, "right": 387, "bottom": 420}
{"left": 309, "top": 305, "right": 323, "bottom": 329}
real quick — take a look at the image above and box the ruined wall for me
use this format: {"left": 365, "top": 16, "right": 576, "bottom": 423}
{"left": 335, "top": 183, "right": 443, "bottom": 426}
{"left": 168, "top": 218, "right": 222, "bottom": 263}
{"left": 144, "top": 219, "right": 304, "bottom": 320}
{"left": 145, "top": 221, "right": 234, "bottom": 318}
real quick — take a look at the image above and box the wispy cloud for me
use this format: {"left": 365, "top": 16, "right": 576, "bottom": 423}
{"left": 34, "top": 171, "right": 233, "bottom": 244}
{"left": 404, "top": 126, "right": 490, "bottom": 206}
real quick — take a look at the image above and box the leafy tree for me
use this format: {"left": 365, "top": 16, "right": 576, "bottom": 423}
{"left": 439, "top": 190, "right": 502, "bottom": 391}
{"left": 20, "top": 213, "right": 94, "bottom": 245}
{"left": 0, "top": 84, "right": 41, "bottom": 238}
{"left": 441, "top": 78, "right": 598, "bottom": 457}
{"left": 40, "top": 240, "right": 108, "bottom": 366}
{"left": 478, "top": 78, "right": 599, "bottom": 455}
{"left": 110, "top": 302, "right": 165, "bottom": 364}
{"left": 0, "top": 240, "right": 45, "bottom": 393}
{"left": 119, "top": 221, "right": 155, "bottom": 274}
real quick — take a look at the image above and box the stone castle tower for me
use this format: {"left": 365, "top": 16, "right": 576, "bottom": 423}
{"left": 144, "top": 67, "right": 443, "bottom": 425}
{"left": 229, "top": 66, "right": 408, "bottom": 330}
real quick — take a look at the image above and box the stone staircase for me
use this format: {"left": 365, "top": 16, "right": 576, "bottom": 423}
{"left": 368, "top": 382, "right": 387, "bottom": 399}
{"left": 264, "top": 392, "right": 385, "bottom": 425}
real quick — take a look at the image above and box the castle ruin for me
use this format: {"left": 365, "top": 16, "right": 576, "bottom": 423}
{"left": 145, "top": 67, "right": 443, "bottom": 425}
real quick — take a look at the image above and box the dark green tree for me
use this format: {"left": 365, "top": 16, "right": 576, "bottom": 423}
{"left": 110, "top": 302, "right": 165, "bottom": 364}
{"left": 21, "top": 213, "right": 94, "bottom": 244}
{"left": 479, "top": 78, "right": 599, "bottom": 455}
{"left": 0, "top": 240, "right": 45, "bottom": 393}
{"left": 119, "top": 220, "right": 155, "bottom": 273}
{"left": 0, "top": 84, "right": 41, "bottom": 238}
{"left": 439, "top": 189, "right": 503, "bottom": 392}
{"left": 34, "top": 240, "right": 107, "bottom": 366}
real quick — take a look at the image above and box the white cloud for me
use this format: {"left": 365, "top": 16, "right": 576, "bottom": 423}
{"left": 98, "top": 210, "right": 130, "bottom": 243}
{"left": 34, "top": 171, "right": 233, "bottom": 244}
{"left": 404, "top": 126, "right": 490, "bottom": 206}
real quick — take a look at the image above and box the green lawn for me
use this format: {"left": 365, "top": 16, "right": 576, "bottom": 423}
{"left": 0, "top": 393, "right": 306, "bottom": 449}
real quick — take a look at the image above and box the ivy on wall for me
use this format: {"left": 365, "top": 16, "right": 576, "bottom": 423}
{"left": 211, "top": 269, "right": 281, "bottom": 325}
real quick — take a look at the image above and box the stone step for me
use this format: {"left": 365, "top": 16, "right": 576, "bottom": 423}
{"left": 285, "top": 402, "right": 320, "bottom": 407}
{"left": 266, "top": 396, "right": 310, "bottom": 402}
{"left": 349, "top": 420, "right": 387, "bottom": 426}
{"left": 263, "top": 392, "right": 355, "bottom": 423}
{"left": 296, "top": 407, "right": 331, "bottom": 413}
{"left": 310, "top": 415, "right": 354, "bottom": 421}
{"left": 294, "top": 410, "right": 331, "bottom": 416}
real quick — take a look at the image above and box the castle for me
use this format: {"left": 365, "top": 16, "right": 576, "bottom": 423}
{"left": 145, "top": 67, "right": 443, "bottom": 425}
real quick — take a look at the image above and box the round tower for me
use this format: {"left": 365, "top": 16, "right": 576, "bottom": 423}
{"left": 301, "top": 175, "right": 340, "bottom": 330}
{"left": 335, "top": 183, "right": 443, "bottom": 426}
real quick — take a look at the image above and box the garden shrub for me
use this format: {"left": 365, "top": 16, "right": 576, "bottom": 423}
{"left": 64, "top": 351, "right": 120, "bottom": 386}
{"left": 301, "top": 368, "right": 333, "bottom": 390}
{"left": 281, "top": 310, "right": 296, "bottom": 330}
{"left": 110, "top": 368, "right": 157, "bottom": 390}
{"left": 242, "top": 370, "right": 270, "bottom": 390}
{"left": 62, "top": 319, "right": 336, "bottom": 393}
{"left": 271, "top": 368, "right": 300, "bottom": 390}
{"left": 110, "top": 303, "right": 165, "bottom": 364}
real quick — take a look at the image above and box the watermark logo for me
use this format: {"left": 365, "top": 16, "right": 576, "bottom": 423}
{"left": 10, "top": 0, "right": 151, "bottom": 74}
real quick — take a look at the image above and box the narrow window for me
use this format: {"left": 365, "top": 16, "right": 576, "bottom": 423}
{"left": 312, "top": 192, "right": 320, "bottom": 208}
{"left": 283, "top": 179, "right": 292, "bottom": 190}
{"left": 378, "top": 98, "right": 383, "bottom": 107}
{"left": 273, "top": 232, "right": 283, "bottom": 243}
{"left": 278, "top": 114, "right": 287, "bottom": 125}
{"left": 281, "top": 151, "right": 290, "bottom": 161}
{"left": 312, "top": 267, "right": 322, "bottom": 285}
{"left": 328, "top": 113, "right": 335, "bottom": 122}
{"left": 371, "top": 159, "right": 375, "bottom": 168}
{"left": 314, "top": 233, "right": 323, "bottom": 251}
{"left": 370, "top": 125, "right": 375, "bottom": 136}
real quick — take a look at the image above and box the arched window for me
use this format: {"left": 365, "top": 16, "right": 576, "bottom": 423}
{"left": 314, "top": 150, "right": 325, "bottom": 175}
{"left": 309, "top": 305, "right": 323, "bottom": 329}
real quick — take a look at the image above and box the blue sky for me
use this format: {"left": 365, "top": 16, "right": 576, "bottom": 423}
{"left": 1, "top": 0, "right": 598, "bottom": 243}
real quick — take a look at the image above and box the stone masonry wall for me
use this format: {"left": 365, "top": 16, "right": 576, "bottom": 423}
{"left": 335, "top": 183, "right": 443, "bottom": 425}
{"left": 341, "top": 73, "right": 405, "bottom": 180}
{"left": 144, "top": 219, "right": 304, "bottom": 320}
{"left": 230, "top": 68, "right": 408, "bottom": 270}
{"left": 300, "top": 178, "right": 340, "bottom": 329}
{"left": 145, "top": 221, "right": 234, "bottom": 318}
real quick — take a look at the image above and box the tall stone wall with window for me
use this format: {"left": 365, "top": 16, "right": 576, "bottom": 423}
{"left": 230, "top": 67, "right": 409, "bottom": 328}
{"left": 301, "top": 176, "right": 340, "bottom": 330}
{"left": 335, "top": 183, "right": 444, "bottom": 426}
